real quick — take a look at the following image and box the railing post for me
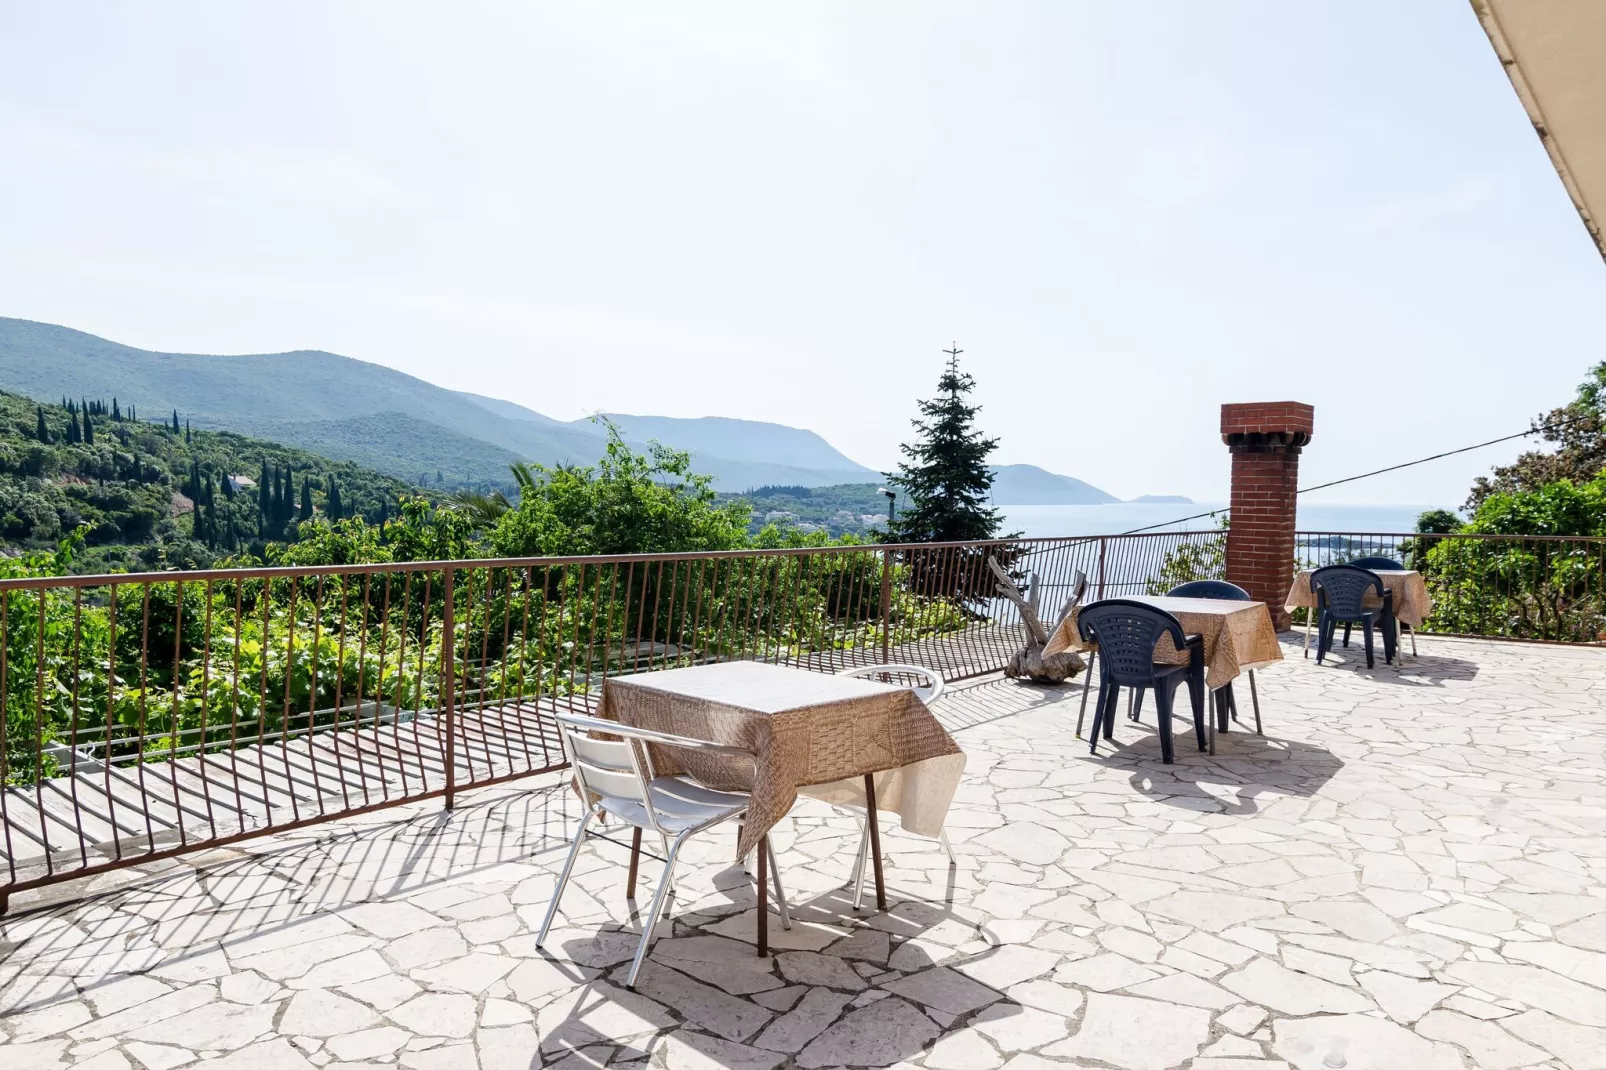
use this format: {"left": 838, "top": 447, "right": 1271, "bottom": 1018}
{"left": 1096, "top": 537, "right": 1107, "bottom": 600}
{"left": 878, "top": 549, "right": 893, "bottom": 664}
{"left": 442, "top": 566, "right": 456, "bottom": 811}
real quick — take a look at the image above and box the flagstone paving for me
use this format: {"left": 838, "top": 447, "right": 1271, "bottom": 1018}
{"left": 3, "top": 634, "right": 1606, "bottom": 1069}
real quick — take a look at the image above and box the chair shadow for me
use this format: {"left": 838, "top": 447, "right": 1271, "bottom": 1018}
{"left": 1299, "top": 646, "right": 1480, "bottom": 686}
{"left": 540, "top": 837, "right": 1025, "bottom": 1069}
{"left": 1077, "top": 712, "right": 1345, "bottom": 816}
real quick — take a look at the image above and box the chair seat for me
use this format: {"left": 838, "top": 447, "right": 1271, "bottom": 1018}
{"left": 596, "top": 776, "right": 750, "bottom": 834}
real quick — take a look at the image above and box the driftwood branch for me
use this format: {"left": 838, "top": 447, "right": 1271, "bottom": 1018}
{"left": 988, "top": 556, "right": 1084, "bottom": 684}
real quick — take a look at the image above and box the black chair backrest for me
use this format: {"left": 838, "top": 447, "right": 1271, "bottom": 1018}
{"left": 1348, "top": 555, "right": 1405, "bottom": 571}
{"left": 1167, "top": 579, "right": 1251, "bottom": 601}
{"left": 1077, "top": 599, "right": 1187, "bottom": 685}
{"left": 1311, "top": 565, "right": 1384, "bottom": 618}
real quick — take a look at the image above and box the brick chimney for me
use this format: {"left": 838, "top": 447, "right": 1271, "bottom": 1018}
{"left": 1221, "top": 402, "right": 1313, "bottom": 629}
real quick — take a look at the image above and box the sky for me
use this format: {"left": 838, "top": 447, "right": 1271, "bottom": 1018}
{"left": 2, "top": 2, "right": 1603, "bottom": 507}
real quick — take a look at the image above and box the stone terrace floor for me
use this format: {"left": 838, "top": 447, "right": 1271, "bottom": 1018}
{"left": 4, "top": 634, "right": 1606, "bottom": 1070}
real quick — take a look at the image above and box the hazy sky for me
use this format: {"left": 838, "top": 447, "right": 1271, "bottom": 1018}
{"left": 3, "top": 2, "right": 1603, "bottom": 506}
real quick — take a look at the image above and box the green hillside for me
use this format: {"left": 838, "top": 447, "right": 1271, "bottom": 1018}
{"left": 0, "top": 390, "right": 415, "bottom": 572}
{"left": 0, "top": 318, "right": 880, "bottom": 491}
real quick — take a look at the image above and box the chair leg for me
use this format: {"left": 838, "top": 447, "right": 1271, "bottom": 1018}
{"left": 536, "top": 808, "right": 595, "bottom": 947}
{"left": 1342, "top": 621, "right": 1352, "bottom": 648}
{"left": 1089, "top": 681, "right": 1114, "bottom": 756}
{"left": 626, "top": 832, "right": 686, "bottom": 988}
{"left": 1185, "top": 669, "right": 1208, "bottom": 754}
{"left": 939, "top": 830, "right": 957, "bottom": 867}
{"left": 1382, "top": 614, "right": 1398, "bottom": 664}
{"left": 850, "top": 814, "right": 870, "bottom": 911}
{"left": 1303, "top": 610, "right": 1312, "bottom": 658}
{"left": 1131, "top": 688, "right": 1143, "bottom": 722}
{"left": 1153, "top": 682, "right": 1176, "bottom": 765}
{"left": 1362, "top": 618, "right": 1375, "bottom": 669}
{"left": 1075, "top": 650, "right": 1096, "bottom": 738}
{"left": 1248, "top": 669, "right": 1263, "bottom": 735}
{"left": 760, "top": 835, "right": 793, "bottom": 930}
{"left": 1226, "top": 680, "right": 1239, "bottom": 724}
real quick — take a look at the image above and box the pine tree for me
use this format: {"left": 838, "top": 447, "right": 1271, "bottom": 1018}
{"left": 300, "top": 480, "right": 313, "bottom": 521}
{"left": 886, "top": 344, "right": 1004, "bottom": 543}
{"left": 327, "top": 480, "right": 343, "bottom": 520}
{"left": 35, "top": 406, "right": 49, "bottom": 443}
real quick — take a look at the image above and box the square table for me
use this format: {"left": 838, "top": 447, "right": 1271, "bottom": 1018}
{"left": 1286, "top": 569, "right": 1434, "bottom": 657}
{"left": 1043, "top": 595, "right": 1283, "bottom": 752}
{"left": 596, "top": 661, "right": 966, "bottom": 917}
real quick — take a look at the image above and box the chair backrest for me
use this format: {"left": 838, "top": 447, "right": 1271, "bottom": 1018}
{"left": 1310, "top": 565, "right": 1384, "bottom": 618}
{"left": 1348, "top": 555, "right": 1405, "bottom": 571}
{"left": 838, "top": 663, "right": 945, "bottom": 704}
{"left": 1076, "top": 599, "right": 1187, "bottom": 685}
{"left": 554, "top": 712, "right": 755, "bottom": 831}
{"left": 1166, "top": 579, "right": 1250, "bottom": 601}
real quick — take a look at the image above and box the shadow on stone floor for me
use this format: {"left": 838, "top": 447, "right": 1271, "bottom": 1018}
{"left": 536, "top": 883, "right": 1026, "bottom": 1069}
{"left": 1101, "top": 726, "right": 1345, "bottom": 817}
{"left": 1295, "top": 647, "right": 1481, "bottom": 686}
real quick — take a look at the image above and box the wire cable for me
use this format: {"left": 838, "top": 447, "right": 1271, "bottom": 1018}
{"left": 1113, "top": 409, "right": 1595, "bottom": 536}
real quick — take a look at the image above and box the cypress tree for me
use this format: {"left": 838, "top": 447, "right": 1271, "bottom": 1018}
{"left": 66, "top": 412, "right": 81, "bottom": 444}
{"left": 35, "top": 406, "right": 49, "bottom": 443}
{"left": 112, "top": 398, "right": 121, "bottom": 421}
{"left": 221, "top": 471, "right": 235, "bottom": 500}
{"left": 327, "top": 480, "right": 343, "bottom": 520}
{"left": 258, "top": 461, "right": 271, "bottom": 537}
{"left": 299, "top": 480, "right": 313, "bottom": 521}
{"left": 171, "top": 409, "right": 180, "bottom": 433}
{"left": 185, "top": 419, "right": 191, "bottom": 443}
{"left": 83, "top": 411, "right": 95, "bottom": 445}
{"left": 885, "top": 344, "right": 1005, "bottom": 543}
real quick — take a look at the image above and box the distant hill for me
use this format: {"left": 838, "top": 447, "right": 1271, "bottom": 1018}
{"left": 0, "top": 318, "right": 879, "bottom": 491}
{"left": 0, "top": 318, "right": 1117, "bottom": 501}
{"left": 989, "top": 464, "right": 1119, "bottom": 505}
{"left": 1129, "top": 494, "right": 1193, "bottom": 504}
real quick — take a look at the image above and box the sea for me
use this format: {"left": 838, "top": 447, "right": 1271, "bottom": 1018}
{"left": 998, "top": 501, "right": 1433, "bottom": 538}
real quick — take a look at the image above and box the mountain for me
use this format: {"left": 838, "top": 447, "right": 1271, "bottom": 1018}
{"left": 0, "top": 318, "right": 873, "bottom": 490}
{"left": 0, "top": 318, "right": 1118, "bottom": 501}
{"left": 988, "top": 464, "right": 1119, "bottom": 505}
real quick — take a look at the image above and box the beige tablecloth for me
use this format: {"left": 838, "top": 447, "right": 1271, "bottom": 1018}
{"left": 596, "top": 661, "right": 965, "bottom": 858}
{"left": 1043, "top": 595, "right": 1283, "bottom": 690}
{"left": 1286, "top": 569, "right": 1434, "bottom": 628}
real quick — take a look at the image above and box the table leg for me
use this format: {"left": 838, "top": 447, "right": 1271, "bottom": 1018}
{"left": 626, "top": 827, "right": 642, "bottom": 900}
{"left": 864, "top": 773, "right": 887, "bottom": 911}
{"left": 756, "top": 836, "right": 769, "bottom": 957}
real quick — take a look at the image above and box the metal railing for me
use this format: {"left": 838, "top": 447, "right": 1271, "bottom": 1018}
{"left": 0, "top": 531, "right": 1226, "bottom": 908}
{"left": 1297, "top": 531, "right": 1606, "bottom": 645}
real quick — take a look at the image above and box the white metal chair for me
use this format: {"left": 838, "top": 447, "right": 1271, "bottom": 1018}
{"left": 536, "top": 711, "right": 790, "bottom": 988}
{"left": 834, "top": 664, "right": 951, "bottom": 909}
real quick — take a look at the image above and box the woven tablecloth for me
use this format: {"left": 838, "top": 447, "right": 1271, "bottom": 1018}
{"left": 596, "top": 661, "right": 966, "bottom": 858}
{"left": 1042, "top": 595, "right": 1283, "bottom": 690}
{"left": 1286, "top": 569, "right": 1434, "bottom": 628}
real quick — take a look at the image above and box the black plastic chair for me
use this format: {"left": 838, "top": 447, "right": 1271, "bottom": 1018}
{"left": 1166, "top": 581, "right": 1262, "bottom": 735}
{"left": 1311, "top": 565, "right": 1397, "bottom": 668}
{"left": 1348, "top": 556, "right": 1404, "bottom": 571}
{"left": 1076, "top": 599, "right": 1206, "bottom": 764}
{"left": 1346, "top": 557, "right": 1416, "bottom": 656}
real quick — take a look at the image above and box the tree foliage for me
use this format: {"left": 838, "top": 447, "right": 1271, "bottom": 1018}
{"left": 886, "top": 348, "right": 1005, "bottom": 544}
{"left": 1468, "top": 361, "right": 1606, "bottom": 509}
